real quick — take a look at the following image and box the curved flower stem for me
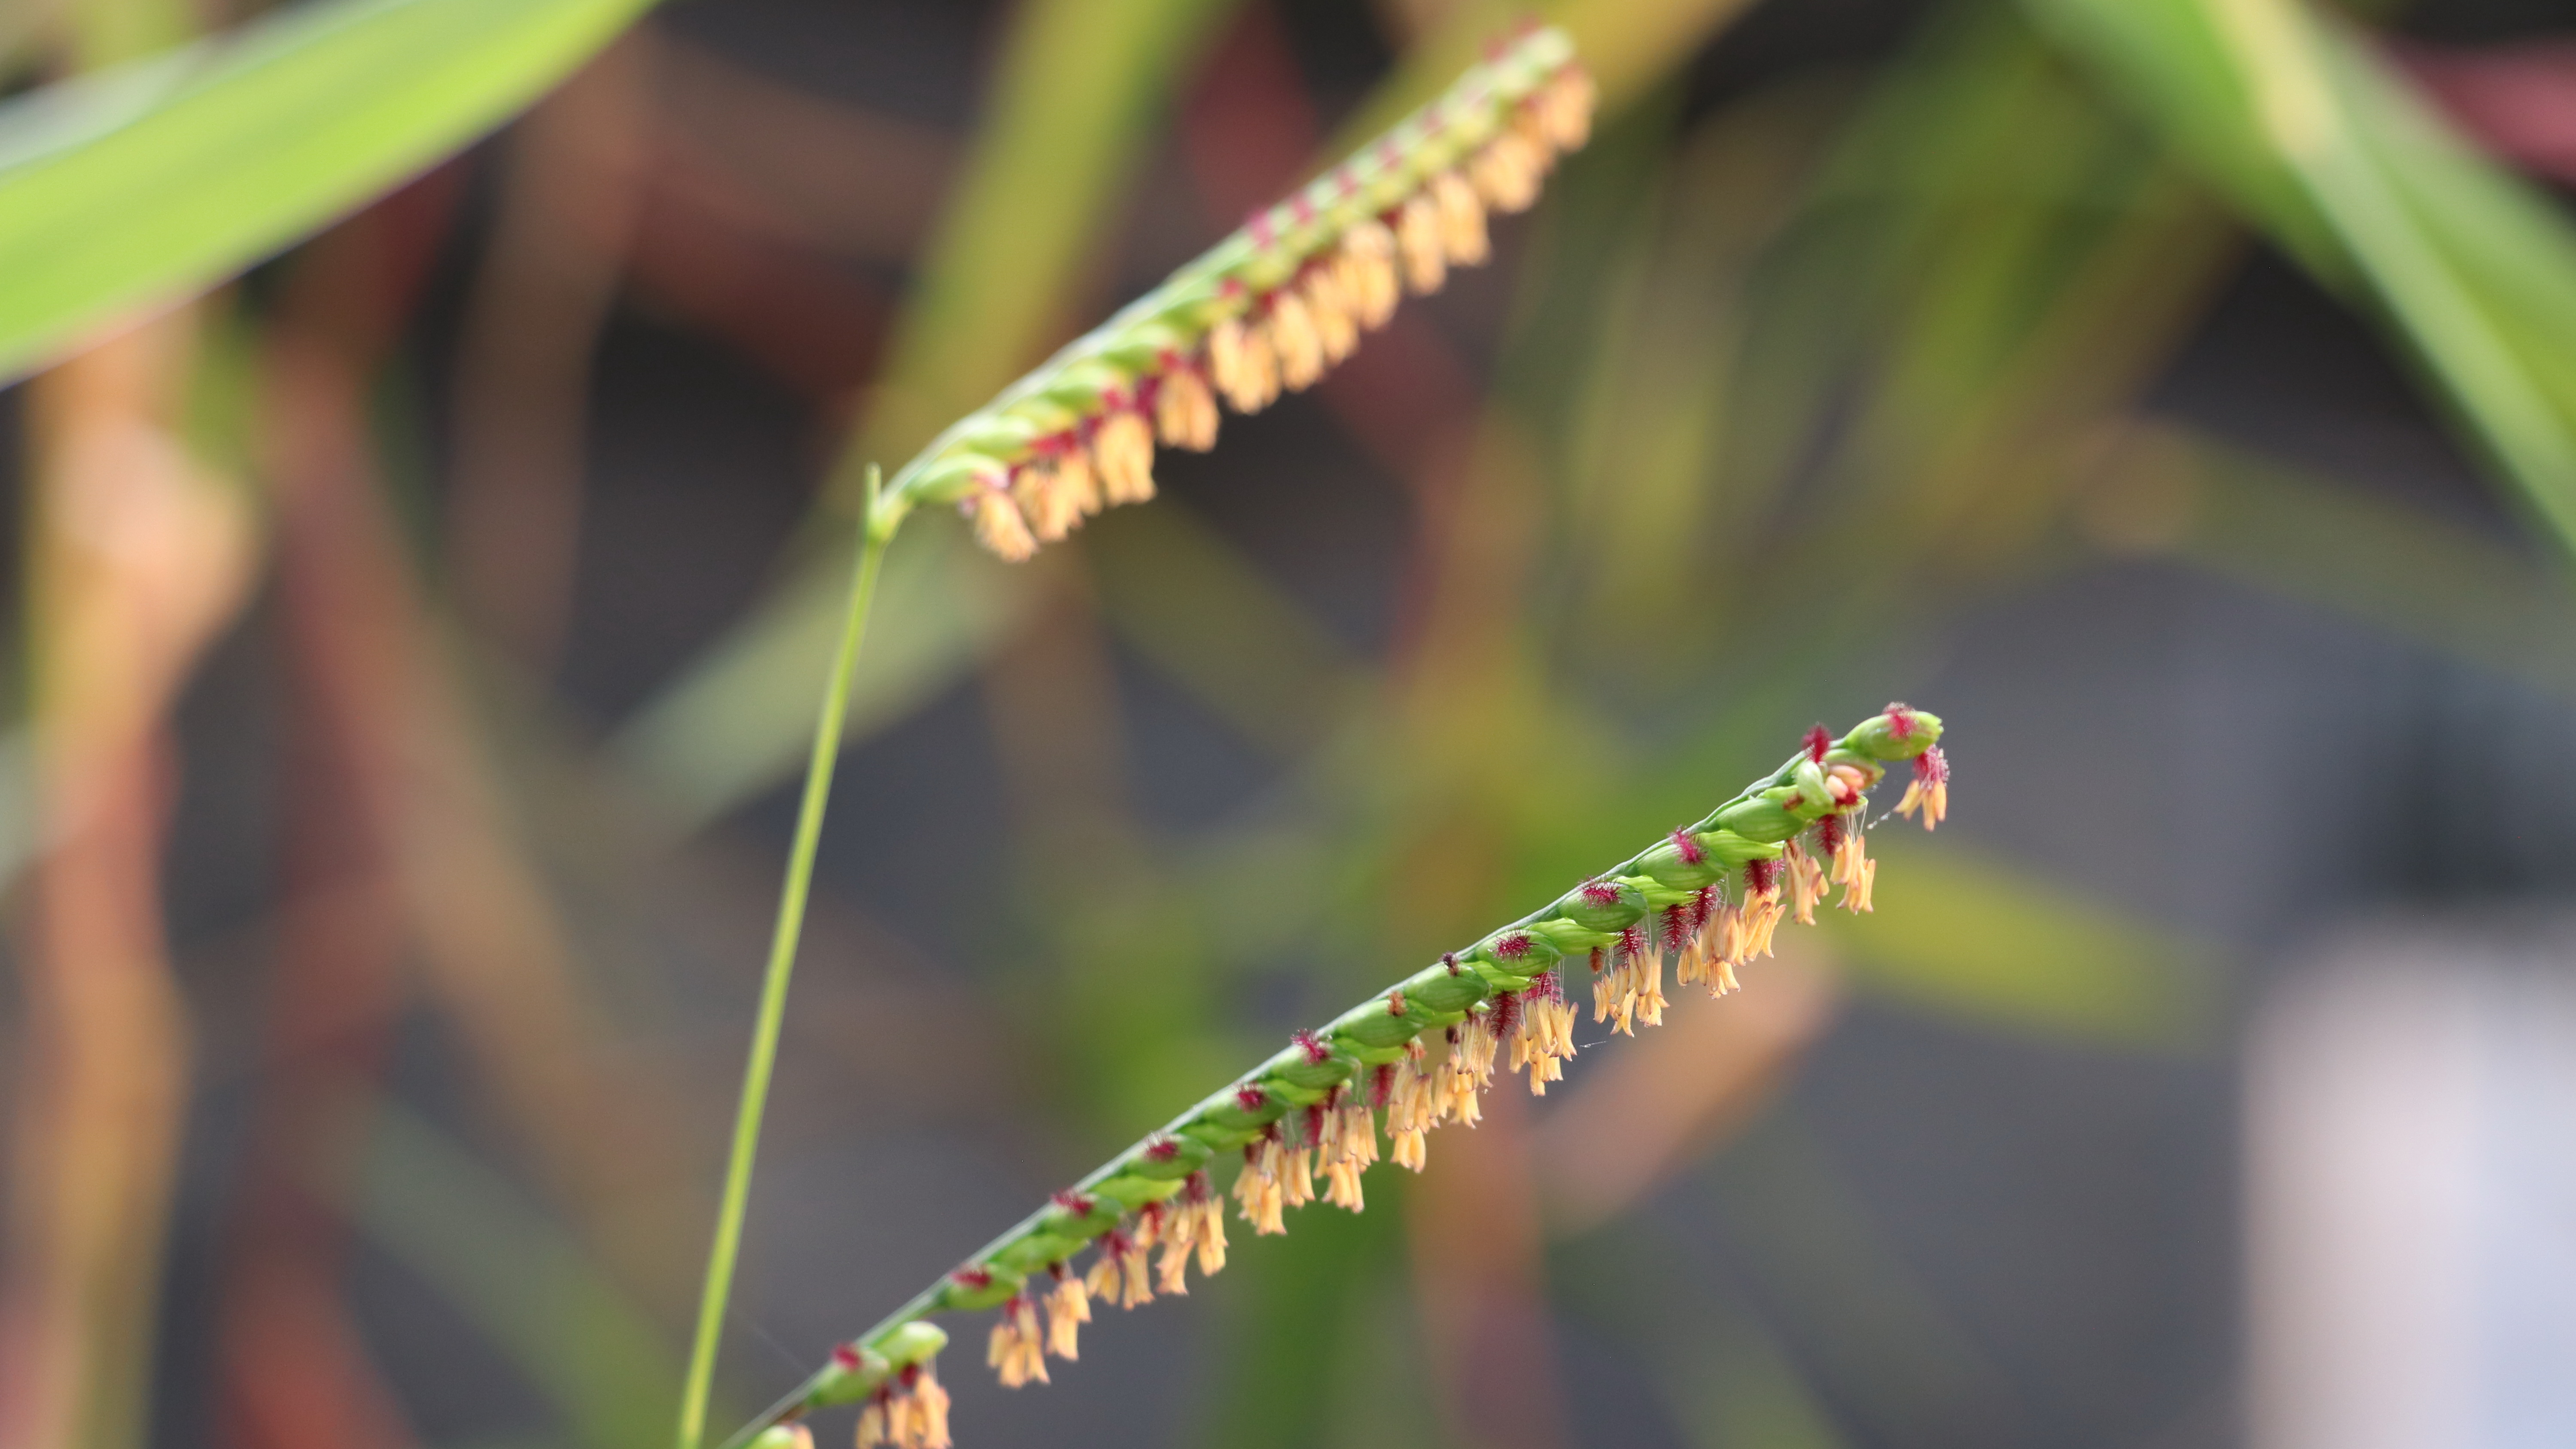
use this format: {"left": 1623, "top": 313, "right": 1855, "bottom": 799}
{"left": 860, "top": 24, "right": 1589, "bottom": 548}
{"left": 676, "top": 469, "right": 899, "bottom": 1449}
{"left": 709, "top": 707, "right": 1949, "bottom": 1449}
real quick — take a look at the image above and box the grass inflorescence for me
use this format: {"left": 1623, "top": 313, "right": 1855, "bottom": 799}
{"left": 728, "top": 708, "right": 1950, "bottom": 1449}
{"left": 865, "top": 22, "right": 1595, "bottom": 559}
{"left": 679, "top": 33, "right": 1597, "bottom": 1449}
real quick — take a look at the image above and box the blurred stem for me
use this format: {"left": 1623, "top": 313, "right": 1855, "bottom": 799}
{"left": 676, "top": 472, "right": 895, "bottom": 1449}
{"left": 4, "top": 308, "right": 253, "bottom": 1449}
{"left": 446, "top": 33, "right": 650, "bottom": 670}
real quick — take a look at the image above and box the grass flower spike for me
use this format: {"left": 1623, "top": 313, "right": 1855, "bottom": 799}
{"left": 679, "top": 39, "right": 1589, "bottom": 1446}
{"left": 869, "top": 24, "right": 1596, "bottom": 559}
{"left": 722, "top": 706, "right": 1948, "bottom": 1449}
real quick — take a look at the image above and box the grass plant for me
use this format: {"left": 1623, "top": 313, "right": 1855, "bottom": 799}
{"left": 12, "top": 3, "right": 2576, "bottom": 1447}
{"left": 679, "top": 29, "right": 1614, "bottom": 1448}
{"left": 661, "top": 32, "right": 1967, "bottom": 1449}
{"left": 717, "top": 707, "right": 1949, "bottom": 1449}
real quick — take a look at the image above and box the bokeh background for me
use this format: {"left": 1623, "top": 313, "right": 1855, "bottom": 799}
{"left": 6, "top": 1, "right": 2576, "bottom": 1448}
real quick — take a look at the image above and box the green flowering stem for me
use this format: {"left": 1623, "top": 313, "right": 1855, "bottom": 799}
{"left": 712, "top": 707, "right": 1949, "bottom": 1449}
{"left": 678, "top": 470, "right": 902, "bottom": 1449}
{"left": 680, "top": 31, "right": 1602, "bottom": 1444}
{"left": 866, "top": 22, "right": 1594, "bottom": 560}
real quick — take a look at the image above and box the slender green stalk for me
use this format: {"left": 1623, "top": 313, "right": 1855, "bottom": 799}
{"left": 676, "top": 470, "right": 898, "bottom": 1449}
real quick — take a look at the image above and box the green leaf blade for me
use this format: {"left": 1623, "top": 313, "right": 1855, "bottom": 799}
{"left": 0, "top": 0, "right": 653, "bottom": 382}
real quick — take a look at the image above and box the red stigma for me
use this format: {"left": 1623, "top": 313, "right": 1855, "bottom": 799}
{"left": 1746, "top": 858, "right": 1780, "bottom": 895}
{"left": 898, "top": 1364, "right": 922, "bottom": 1389}
{"left": 1183, "top": 1170, "right": 1212, "bottom": 1203}
{"left": 1530, "top": 971, "right": 1563, "bottom": 1003}
{"left": 1672, "top": 828, "right": 1707, "bottom": 866}
{"left": 1490, "top": 989, "right": 1523, "bottom": 1040}
{"left": 950, "top": 1266, "right": 992, "bottom": 1290}
{"left": 1819, "top": 814, "right": 1844, "bottom": 852}
{"left": 1235, "top": 1084, "right": 1267, "bottom": 1112}
{"left": 1917, "top": 745, "right": 1949, "bottom": 782}
{"left": 1052, "top": 1189, "right": 1096, "bottom": 1215}
{"left": 1294, "top": 1029, "right": 1331, "bottom": 1064}
{"left": 1690, "top": 883, "right": 1718, "bottom": 935}
{"left": 1301, "top": 1105, "right": 1325, "bottom": 1149}
{"left": 833, "top": 1342, "right": 863, "bottom": 1370}
{"left": 1662, "top": 903, "right": 1689, "bottom": 955}
{"left": 1885, "top": 703, "right": 1916, "bottom": 739}
{"left": 1805, "top": 724, "right": 1831, "bottom": 762}
{"left": 1370, "top": 1063, "right": 1395, "bottom": 1108}
{"left": 1495, "top": 932, "right": 1533, "bottom": 960}
{"left": 1219, "top": 277, "right": 1245, "bottom": 298}
{"left": 1144, "top": 1136, "right": 1180, "bottom": 1162}
{"left": 1581, "top": 880, "right": 1621, "bottom": 907}
{"left": 1618, "top": 923, "right": 1647, "bottom": 964}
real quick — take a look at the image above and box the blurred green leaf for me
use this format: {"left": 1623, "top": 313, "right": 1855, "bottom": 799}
{"left": 1696, "top": 1114, "right": 2019, "bottom": 1443}
{"left": 2091, "top": 423, "right": 2576, "bottom": 694}
{"left": 1672, "top": 1314, "right": 1848, "bottom": 1449}
{"left": 356, "top": 1104, "right": 693, "bottom": 1449}
{"left": 1821, "top": 835, "right": 2218, "bottom": 1047}
{"left": 1083, "top": 501, "right": 1366, "bottom": 758}
{"left": 2023, "top": 0, "right": 2576, "bottom": 554}
{"left": 1745, "top": 3, "right": 2233, "bottom": 581}
{"left": 1555, "top": 1198, "right": 1850, "bottom": 1449}
{"left": 610, "top": 527, "right": 1027, "bottom": 830}
{"left": 0, "top": 0, "right": 651, "bottom": 382}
